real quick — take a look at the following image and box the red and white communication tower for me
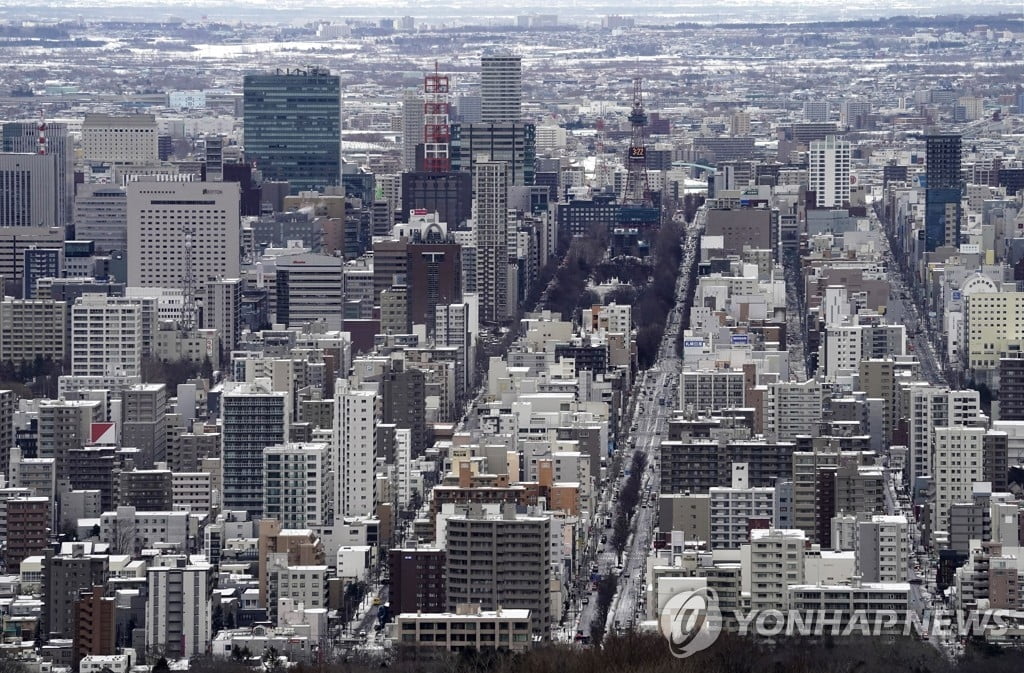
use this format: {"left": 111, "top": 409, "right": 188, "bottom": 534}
{"left": 423, "top": 62, "right": 450, "bottom": 173}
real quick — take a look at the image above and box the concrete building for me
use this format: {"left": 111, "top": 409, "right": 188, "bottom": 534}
{"left": 72, "top": 585, "right": 116, "bottom": 663}
{"left": 0, "top": 298, "right": 67, "bottom": 366}
{"left": 69, "top": 294, "right": 142, "bottom": 389}
{"left": 394, "top": 605, "right": 532, "bottom": 654}
{"left": 709, "top": 483, "right": 775, "bottom": 550}
{"left": 127, "top": 180, "right": 240, "bottom": 294}
{"left": 263, "top": 443, "right": 332, "bottom": 528}
{"left": 122, "top": 384, "right": 168, "bottom": 468}
{"left": 5, "top": 497, "right": 50, "bottom": 568}
{"left": 36, "top": 399, "right": 103, "bottom": 487}
{"left": 965, "top": 292, "right": 1024, "bottom": 373}
{"left": 146, "top": 558, "right": 212, "bottom": 658}
{"left": 221, "top": 381, "right": 289, "bottom": 516}
{"left": 4, "top": 121, "right": 73, "bottom": 227}
{"left": 202, "top": 278, "right": 243, "bottom": 355}
{"left": 680, "top": 370, "right": 745, "bottom": 416}
{"left": 81, "top": 114, "right": 158, "bottom": 163}
{"left": 856, "top": 515, "right": 909, "bottom": 583}
{"left": 73, "top": 185, "right": 127, "bottom": 255}
{"left": 480, "top": 55, "right": 522, "bottom": 123}
{"left": 0, "top": 153, "right": 57, "bottom": 228}
{"left": 933, "top": 425, "right": 986, "bottom": 536}
{"left": 117, "top": 469, "right": 173, "bottom": 511}
{"left": 333, "top": 382, "right": 379, "bottom": 519}
{"left": 445, "top": 506, "right": 551, "bottom": 638}
{"left": 747, "top": 528, "right": 806, "bottom": 611}
{"left": 808, "top": 135, "right": 851, "bottom": 208}
{"left": 389, "top": 547, "right": 446, "bottom": 614}
{"left": 659, "top": 493, "right": 711, "bottom": 544}
{"left": 474, "top": 160, "right": 509, "bottom": 324}
{"left": 765, "top": 379, "right": 823, "bottom": 441}
{"left": 402, "top": 88, "right": 424, "bottom": 171}
{"left": 906, "top": 386, "right": 981, "bottom": 481}
{"left": 99, "top": 507, "right": 188, "bottom": 555}
{"left": 275, "top": 253, "right": 344, "bottom": 331}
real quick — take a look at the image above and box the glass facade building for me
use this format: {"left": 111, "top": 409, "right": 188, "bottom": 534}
{"left": 243, "top": 68, "right": 341, "bottom": 194}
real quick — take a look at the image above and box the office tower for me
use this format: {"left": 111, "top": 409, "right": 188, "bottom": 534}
{"left": 333, "top": 381, "right": 379, "bottom": 520}
{"left": 221, "top": 381, "right": 289, "bottom": 516}
{"left": 70, "top": 294, "right": 142, "bottom": 387}
{"left": 474, "top": 160, "right": 509, "bottom": 324}
{"left": 81, "top": 114, "right": 159, "bottom": 163}
{"left": 450, "top": 122, "right": 536, "bottom": 187}
{"left": 924, "top": 133, "right": 962, "bottom": 251}
{"left": 445, "top": 507, "right": 551, "bottom": 637}
{"left": 481, "top": 55, "right": 522, "bottom": 123}
{"left": 0, "top": 153, "right": 57, "bottom": 228}
{"left": 400, "top": 171, "right": 473, "bottom": 226}
{"left": 4, "top": 121, "right": 72, "bottom": 227}
{"left": 262, "top": 442, "right": 331, "bottom": 528}
{"left": 402, "top": 88, "right": 425, "bottom": 171}
{"left": 202, "top": 278, "right": 242, "bottom": 355}
{"left": 802, "top": 100, "right": 829, "bottom": 123}
{"left": 808, "top": 135, "right": 851, "bottom": 208}
{"left": 126, "top": 180, "right": 241, "bottom": 294}
{"left": 22, "top": 247, "right": 61, "bottom": 299}
{"left": 145, "top": 560, "right": 212, "bottom": 658}
{"left": 243, "top": 68, "right": 342, "bottom": 193}
{"left": 407, "top": 240, "right": 462, "bottom": 334}
{"left": 5, "top": 496, "right": 49, "bottom": 569}
{"left": 41, "top": 546, "right": 110, "bottom": 642}
{"left": 274, "top": 253, "right": 344, "bottom": 331}
{"left": 121, "top": 384, "right": 168, "bottom": 468}
{"left": 965, "top": 292, "right": 1024, "bottom": 374}
{"left": 932, "top": 425, "right": 986, "bottom": 536}
{"left": 389, "top": 547, "right": 446, "bottom": 614}
{"left": 380, "top": 286, "right": 409, "bottom": 334}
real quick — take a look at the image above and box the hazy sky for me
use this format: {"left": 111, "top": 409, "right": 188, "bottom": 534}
{"left": 2, "top": 0, "right": 1023, "bottom": 23}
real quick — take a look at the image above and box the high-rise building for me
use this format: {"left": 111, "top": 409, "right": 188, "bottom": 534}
{"left": 445, "top": 507, "right": 551, "bottom": 638}
{"left": 450, "top": 122, "right": 536, "bottom": 188}
{"left": 389, "top": 547, "right": 446, "bottom": 614}
{"left": 6, "top": 496, "right": 49, "bottom": 568}
{"left": 382, "top": 363, "right": 427, "bottom": 456}
{"left": 121, "top": 384, "right": 168, "bottom": 468}
{"left": 81, "top": 114, "right": 158, "bottom": 164}
{"left": 37, "top": 399, "right": 103, "bottom": 489}
{"left": 22, "top": 247, "right": 61, "bottom": 299}
{"left": 202, "top": 278, "right": 242, "bottom": 356}
{"left": 333, "top": 381, "right": 379, "bottom": 520}
{"left": 747, "top": 528, "right": 806, "bottom": 611}
{"left": 802, "top": 100, "right": 829, "bottom": 123}
{"left": 74, "top": 185, "right": 127, "bottom": 255}
{"left": 263, "top": 442, "right": 331, "bottom": 528}
{"left": 72, "top": 585, "right": 116, "bottom": 664}
{"left": 221, "top": 381, "right": 289, "bottom": 516}
{"left": 243, "top": 68, "right": 342, "bottom": 193}
{"left": 69, "top": 294, "right": 142, "bottom": 389}
{"left": 400, "top": 171, "right": 473, "bottom": 227}
{"left": 808, "top": 135, "right": 851, "bottom": 208}
{"left": 0, "top": 153, "right": 57, "bottom": 228}
{"left": 856, "top": 515, "right": 909, "bottom": 583}
{"left": 481, "top": 55, "right": 522, "bottom": 123}
{"left": 274, "top": 253, "right": 344, "bottom": 331}
{"left": 126, "top": 180, "right": 241, "bottom": 294}
{"left": 41, "top": 546, "right": 110, "bottom": 642}
{"left": 924, "top": 133, "right": 962, "bottom": 251}
{"left": 145, "top": 559, "right": 212, "bottom": 658}
{"left": 402, "top": 88, "right": 425, "bottom": 171}
{"left": 933, "top": 425, "right": 986, "bottom": 536}
{"left": 473, "top": 160, "right": 509, "bottom": 324}
{"left": 4, "top": 122, "right": 72, "bottom": 227}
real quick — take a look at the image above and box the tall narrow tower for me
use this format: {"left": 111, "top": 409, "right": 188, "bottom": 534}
{"left": 423, "top": 63, "right": 451, "bottom": 173}
{"left": 622, "top": 78, "right": 650, "bottom": 206}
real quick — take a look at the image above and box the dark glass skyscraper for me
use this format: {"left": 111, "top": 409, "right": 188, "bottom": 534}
{"left": 243, "top": 67, "right": 341, "bottom": 194}
{"left": 924, "top": 133, "right": 962, "bottom": 252}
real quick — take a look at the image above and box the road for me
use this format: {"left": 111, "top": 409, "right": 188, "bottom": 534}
{"left": 570, "top": 211, "right": 704, "bottom": 640}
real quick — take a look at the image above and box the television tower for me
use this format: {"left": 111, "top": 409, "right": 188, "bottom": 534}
{"left": 622, "top": 78, "right": 651, "bottom": 206}
{"left": 423, "top": 62, "right": 451, "bottom": 173}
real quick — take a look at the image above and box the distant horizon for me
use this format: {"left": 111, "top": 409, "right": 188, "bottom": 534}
{"left": 2, "top": 1, "right": 1024, "bottom": 25}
